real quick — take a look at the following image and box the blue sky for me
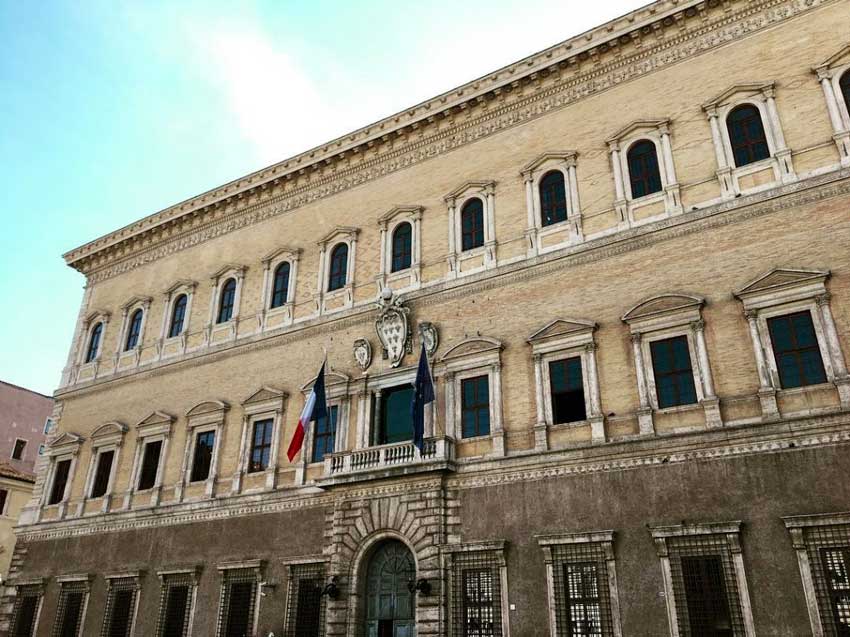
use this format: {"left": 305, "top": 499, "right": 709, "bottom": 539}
{"left": 0, "top": 0, "right": 636, "bottom": 395}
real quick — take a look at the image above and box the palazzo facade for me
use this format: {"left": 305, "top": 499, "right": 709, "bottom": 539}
{"left": 6, "top": 0, "right": 850, "bottom": 635}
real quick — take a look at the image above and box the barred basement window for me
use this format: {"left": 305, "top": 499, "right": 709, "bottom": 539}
{"left": 156, "top": 572, "right": 196, "bottom": 637}
{"left": 10, "top": 584, "right": 43, "bottom": 637}
{"left": 448, "top": 546, "right": 506, "bottom": 637}
{"left": 101, "top": 577, "right": 139, "bottom": 637}
{"left": 217, "top": 568, "right": 258, "bottom": 637}
{"left": 52, "top": 580, "right": 89, "bottom": 637}
{"left": 284, "top": 562, "right": 326, "bottom": 637}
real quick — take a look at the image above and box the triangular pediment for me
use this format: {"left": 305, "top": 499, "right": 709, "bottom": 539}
{"left": 163, "top": 279, "right": 197, "bottom": 295}
{"left": 84, "top": 309, "right": 111, "bottom": 323}
{"left": 702, "top": 82, "right": 773, "bottom": 109}
{"left": 439, "top": 336, "right": 502, "bottom": 362}
{"left": 242, "top": 387, "right": 287, "bottom": 406}
{"left": 622, "top": 294, "right": 704, "bottom": 323}
{"left": 606, "top": 120, "right": 668, "bottom": 143}
{"left": 444, "top": 180, "right": 495, "bottom": 201}
{"left": 816, "top": 43, "right": 850, "bottom": 70}
{"left": 210, "top": 264, "right": 247, "bottom": 281}
{"left": 317, "top": 226, "right": 360, "bottom": 246}
{"left": 120, "top": 295, "right": 153, "bottom": 310}
{"left": 91, "top": 421, "right": 127, "bottom": 438}
{"left": 300, "top": 371, "right": 349, "bottom": 393}
{"left": 135, "top": 411, "right": 174, "bottom": 428}
{"left": 377, "top": 205, "right": 423, "bottom": 226}
{"left": 734, "top": 268, "right": 830, "bottom": 298}
{"left": 528, "top": 319, "right": 596, "bottom": 343}
{"left": 186, "top": 400, "right": 230, "bottom": 417}
{"left": 521, "top": 152, "right": 577, "bottom": 174}
{"left": 48, "top": 432, "right": 83, "bottom": 448}
{"left": 261, "top": 246, "right": 301, "bottom": 264}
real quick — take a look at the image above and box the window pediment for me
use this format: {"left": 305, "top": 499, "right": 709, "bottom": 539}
{"left": 85, "top": 309, "right": 111, "bottom": 324}
{"left": 439, "top": 336, "right": 503, "bottom": 364}
{"left": 120, "top": 295, "right": 152, "bottom": 311}
{"left": 135, "top": 411, "right": 174, "bottom": 438}
{"left": 520, "top": 152, "right": 576, "bottom": 177}
{"left": 733, "top": 267, "right": 830, "bottom": 309}
{"left": 622, "top": 294, "right": 705, "bottom": 327}
{"left": 48, "top": 432, "right": 84, "bottom": 454}
{"left": 814, "top": 42, "right": 850, "bottom": 73}
{"left": 91, "top": 422, "right": 127, "bottom": 439}
{"left": 162, "top": 280, "right": 197, "bottom": 296}
{"left": 186, "top": 400, "right": 230, "bottom": 417}
{"left": 702, "top": 82, "right": 774, "bottom": 111}
{"left": 261, "top": 246, "right": 301, "bottom": 265}
{"left": 242, "top": 386, "right": 287, "bottom": 406}
{"left": 300, "top": 371, "right": 350, "bottom": 397}
{"left": 606, "top": 120, "right": 669, "bottom": 146}
{"left": 527, "top": 318, "right": 596, "bottom": 347}
{"left": 443, "top": 180, "right": 495, "bottom": 204}
{"left": 377, "top": 205, "right": 423, "bottom": 229}
{"left": 209, "top": 264, "right": 247, "bottom": 284}
{"left": 317, "top": 226, "right": 359, "bottom": 247}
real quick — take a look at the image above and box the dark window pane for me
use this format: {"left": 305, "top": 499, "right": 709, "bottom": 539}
{"left": 217, "top": 279, "right": 236, "bottom": 324}
{"left": 125, "top": 309, "right": 143, "bottom": 351}
{"left": 767, "top": 311, "right": 827, "bottom": 389}
{"left": 12, "top": 593, "right": 39, "bottom": 637}
{"left": 168, "top": 295, "right": 187, "bottom": 338}
{"left": 271, "top": 262, "right": 290, "bottom": 308}
{"left": 294, "top": 578, "right": 323, "bottom": 637}
{"left": 312, "top": 405, "right": 338, "bottom": 462}
{"left": 190, "top": 431, "right": 215, "bottom": 482}
{"left": 627, "top": 140, "right": 663, "bottom": 199}
{"left": 650, "top": 336, "right": 698, "bottom": 409}
{"left": 85, "top": 322, "right": 103, "bottom": 363}
{"left": 90, "top": 450, "right": 115, "bottom": 498}
{"left": 461, "top": 199, "right": 485, "bottom": 251}
{"left": 539, "top": 170, "right": 568, "bottom": 227}
{"left": 12, "top": 439, "right": 26, "bottom": 460}
{"left": 224, "top": 582, "right": 254, "bottom": 637}
{"left": 328, "top": 243, "right": 348, "bottom": 291}
{"left": 249, "top": 419, "right": 273, "bottom": 473}
{"left": 461, "top": 376, "right": 490, "bottom": 438}
{"left": 391, "top": 223, "right": 413, "bottom": 272}
{"left": 106, "top": 589, "right": 135, "bottom": 637}
{"left": 821, "top": 547, "right": 850, "bottom": 634}
{"left": 842, "top": 72, "right": 850, "bottom": 117}
{"left": 161, "top": 584, "right": 190, "bottom": 637}
{"left": 681, "top": 555, "right": 734, "bottom": 637}
{"left": 49, "top": 459, "right": 72, "bottom": 505}
{"left": 549, "top": 358, "right": 587, "bottom": 424}
{"left": 56, "top": 590, "right": 85, "bottom": 637}
{"left": 138, "top": 440, "right": 162, "bottom": 490}
{"left": 378, "top": 386, "right": 414, "bottom": 445}
{"left": 726, "top": 105, "right": 770, "bottom": 167}
{"left": 0, "top": 489, "right": 7, "bottom": 515}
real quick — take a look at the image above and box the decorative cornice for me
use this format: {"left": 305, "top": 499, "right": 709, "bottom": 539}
{"left": 66, "top": 0, "right": 838, "bottom": 281}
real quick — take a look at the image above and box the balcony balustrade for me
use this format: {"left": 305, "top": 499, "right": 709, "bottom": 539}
{"left": 320, "top": 437, "right": 455, "bottom": 484}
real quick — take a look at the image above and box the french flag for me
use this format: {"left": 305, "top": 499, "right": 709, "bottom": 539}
{"left": 286, "top": 361, "right": 327, "bottom": 462}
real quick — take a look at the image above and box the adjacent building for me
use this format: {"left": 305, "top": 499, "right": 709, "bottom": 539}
{"left": 4, "top": 0, "right": 850, "bottom": 635}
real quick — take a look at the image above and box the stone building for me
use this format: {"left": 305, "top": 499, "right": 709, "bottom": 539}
{"left": 5, "top": 0, "right": 850, "bottom": 635}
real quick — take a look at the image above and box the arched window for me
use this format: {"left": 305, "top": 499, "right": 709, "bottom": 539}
{"left": 460, "top": 199, "right": 485, "bottom": 251}
{"left": 124, "top": 309, "right": 143, "bottom": 351}
{"left": 726, "top": 105, "right": 770, "bottom": 167}
{"left": 217, "top": 278, "right": 236, "bottom": 324}
{"left": 168, "top": 294, "right": 187, "bottom": 338}
{"left": 841, "top": 71, "right": 850, "bottom": 114}
{"left": 538, "top": 171, "right": 568, "bottom": 227}
{"left": 627, "top": 140, "right": 663, "bottom": 198}
{"left": 270, "top": 262, "right": 290, "bottom": 308}
{"left": 328, "top": 243, "right": 348, "bottom": 291}
{"left": 85, "top": 322, "right": 103, "bottom": 363}
{"left": 391, "top": 223, "right": 412, "bottom": 272}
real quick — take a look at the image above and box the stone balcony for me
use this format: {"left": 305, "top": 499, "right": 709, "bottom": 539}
{"left": 319, "top": 437, "right": 456, "bottom": 485}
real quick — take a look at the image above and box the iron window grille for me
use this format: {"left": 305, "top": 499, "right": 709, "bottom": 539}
{"left": 312, "top": 405, "right": 338, "bottom": 463}
{"left": 216, "top": 568, "right": 258, "bottom": 637}
{"left": 539, "top": 170, "right": 568, "bottom": 227}
{"left": 460, "top": 199, "right": 485, "bottom": 251}
{"left": 249, "top": 419, "right": 273, "bottom": 473}
{"left": 155, "top": 572, "right": 196, "bottom": 637}
{"left": 10, "top": 584, "right": 43, "bottom": 637}
{"left": 391, "top": 222, "right": 413, "bottom": 272}
{"left": 52, "top": 580, "right": 89, "bottom": 637}
{"left": 168, "top": 295, "right": 187, "bottom": 338}
{"left": 450, "top": 549, "right": 504, "bottom": 637}
{"left": 284, "top": 562, "right": 327, "bottom": 637}
{"left": 137, "top": 440, "right": 162, "bottom": 491}
{"left": 271, "top": 262, "right": 291, "bottom": 308}
{"left": 85, "top": 323, "right": 103, "bottom": 363}
{"left": 627, "top": 140, "right": 663, "bottom": 198}
{"left": 550, "top": 544, "right": 614, "bottom": 637}
{"left": 726, "top": 105, "right": 770, "bottom": 168}
{"left": 101, "top": 577, "right": 139, "bottom": 637}
{"left": 800, "top": 523, "right": 850, "bottom": 636}
{"left": 217, "top": 279, "right": 236, "bottom": 324}
{"left": 327, "top": 243, "right": 349, "bottom": 291}
{"left": 90, "top": 450, "right": 115, "bottom": 499}
{"left": 190, "top": 430, "right": 215, "bottom": 482}
{"left": 650, "top": 335, "right": 698, "bottom": 409}
{"left": 666, "top": 534, "right": 746, "bottom": 636}
{"left": 48, "top": 459, "right": 72, "bottom": 505}
{"left": 549, "top": 358, "right": 587, "bottom": 424}
{"left": 461, "top": 375, "right": 491, "bottom": 438}
{"left": 766, "top": 311, "right": 827, "bottom": 389}
{"left": 124, "top": 309, "right": 143, "bottom": 351}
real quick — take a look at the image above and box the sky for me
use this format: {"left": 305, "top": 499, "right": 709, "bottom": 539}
{"left": 0, "top": 0, "right": 638, "bottom": 395}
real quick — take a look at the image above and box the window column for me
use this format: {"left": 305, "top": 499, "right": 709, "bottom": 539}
{"left": 705, "top": 106, "right": 734, "bottom": 199}
{"left": 816, "top": 294, "right": 850, "bottom": 407}
{"left": 631, "top": 333, "right": 655, "bottom": 435}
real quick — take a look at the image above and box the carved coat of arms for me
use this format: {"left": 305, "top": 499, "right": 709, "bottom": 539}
{"left": 375, "top": 291, "right": 411, "bottom": 367}
{"left": 353, "top": 338, "right": 372, "bottom": 371}
{"left": 419, "top": 322, "right": 439, "bottom": 357}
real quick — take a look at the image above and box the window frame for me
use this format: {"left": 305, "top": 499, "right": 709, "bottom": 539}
{"left": 283, "top": 558, "right": 328, "bottom": 637}
{"left": 459, "top": 198, "right": 486, "bottom": 253}
{"left": 11, "top": 437, "right": 27, "bottom": 461}
{"left": 9, "top": 579, "right": 45, "bottom": 637}
{"left": 813, "top": 48, "right": 850, "bottom": 167}
{"left": 125, "top": 412, "right": 173, "bottom": 509}
{"left": 298, "top": 370, "right": 350, "bottom": 482}
{"left": 232, "top": 387, "right": 287, "bottom": 494}
{"left": 626, "top": 139, "right": 664, "bottom": 200}
{"left": 326, "top": 243, "right": 349, "bottom": 292}
{"left": 79, "top": 311, "right": 110, "bottom": 368}
{"left": 101, "top": 572, "right": 142, "bottom": 637}
{"left": 155, "top": 567, "right": 201, "bottom": 637}
{"left": 0, "top": 488, "right": 8, "bottom": 517}
{"left": 521, "top": 152, "right": 582, "bottom": 257}
{"left": 259, "top": 247, "right": 300, "bottom": 331}
{"left": 725, "top": 104, "right": 771, "bottom": 168}
{"left": 311, "top": 404, "right": 339, "bottom": 463}
{"left": 214, "top": 561, "right": 263, "bottom": 637}
{"left": 160, "top": 279, "right": 197, "bottom": 346}
{"left": 124, "top": 308, "right": 144, "bottom": 352}
{"left": 315, "top": 227, "right": 359, "bottom": 313}
{"left": 52, "top": 575, "right": 92, "bottom": 637}
{"left": 445, "top": 541, "right": 510, "bottom": 637}
{"left": 40, "top": 433, "right": 83, "bottom": 520}
{"left": 648, "top": 334, "right": 700, "bottom": 410}
{"left": 178, "top": 401, "right": 228, "bottom": 502}
{"left": 207, "top": 265, "right": 247, "bottom": 337}
{"left": 81, "top": 421, "right": 126, "bottom": 514}
{"left": 377, "top": 206, "right": 423, "bottom": 292}
{"left": 117, "top": 297, "right": 152, "bottom": 361}
{"left": 445, "top": 181, "right": 497, "bottom": 278}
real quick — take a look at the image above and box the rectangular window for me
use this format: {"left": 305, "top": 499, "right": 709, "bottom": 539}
{"left": 378, "top": 386, "right": 414, "bottom": 445}
{"left": 463, "top": 569, "right": 496, "bottom": 636}
{"left": 564, "top": 563, "right": 602, "bottom": 637}
{"left": 549, "top": 358, "right": 587, "bottom": 424}
{"left": 218, "top": 570, "right": 257, "bottom": 637}
{"left": 461, "top": 376, "right": 490, "bottom": 438}
{"left": 767, "top": 311, "right": 828, "bottom": 389}
{"left": 284, "top": 563, "right": 327, "bottom": 637}
{"left": 49, "top": 459, "right": 72, "bottom": 505}
{"left": 155, "top": 574, "right": 195, "bottom": 637}
{"left": 12, "top": 439, "right": 27, "bottom": 460}
{"left": 681, "top": 555, "right": 733, "bottom": 636}
{"left": 822, "top": 548, "right": 850, "bottom": 634}
{"left": 101, "top": 578, "right": 138, "bottom": 637}
{"left": 450, "top": 549, "right": 504, "bottom": 637}
{"left": 137, "top": 440, "right": 162, "bottom": 491}
{"left": 190, "top": 431, "right": 216, "bottom": 482}
{"left": 90, "top": 450, "right": 115, "bottom": 499}
{"left": 248, "top": 419, "right": 273, "bottom": 473}
{"left": 650, "top": 336, "right": 698, "bottom": 408}
{"left": 0, "top": 488, "right": 8, "bottom": 515}
{"left": 44, "top": 418, "right": 55, "bottom": 435}
{"left": 10, "top": 585, "right": 42, "bottom": 637}
{"left": 52, "top": 582, "right": 87, "bottom": 637}
{"left": 312, "top": 405, "right": 338, "bottom": 463}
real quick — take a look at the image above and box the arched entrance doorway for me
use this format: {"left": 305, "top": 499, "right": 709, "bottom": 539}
{"left": 364, "top": 540, "right": 416, "bottom": 637}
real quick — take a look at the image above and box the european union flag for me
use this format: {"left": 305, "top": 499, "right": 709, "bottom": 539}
{"left": 411, "top": 343, "right": 435, "bottom": 451}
